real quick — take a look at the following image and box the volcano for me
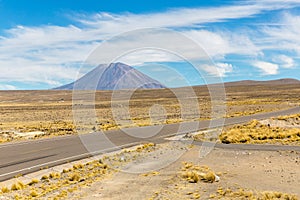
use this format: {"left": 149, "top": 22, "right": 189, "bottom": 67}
{"left": 55, "top": 62, "right": 165, "bottom": 90}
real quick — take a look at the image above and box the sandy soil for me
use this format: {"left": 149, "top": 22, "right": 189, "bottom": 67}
{"left": 69, "top": 143, "right": 299, "bottom": 200}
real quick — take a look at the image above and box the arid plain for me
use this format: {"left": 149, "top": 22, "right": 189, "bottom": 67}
{"left": 0, "top": 80, "right": 299, "bottom": 143}
{"left": 0, "top": 80, "right": 300, "bottom": 199}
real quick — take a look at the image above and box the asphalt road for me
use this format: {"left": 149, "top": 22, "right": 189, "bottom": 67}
{"left": 1, "top": 107, "right": 300, "bottom": 181}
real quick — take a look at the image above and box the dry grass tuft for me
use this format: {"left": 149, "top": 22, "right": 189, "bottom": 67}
{"left": 181, "top": 162, "right": 218, "bottom": 184}
{"left": 200, "top": 171, "right": 216, "bottom": 183}
{"left": 30, "top": 190, "right": 39, "bottom": 197}
{"left": 69, "top": 173, "right": 81, "bottom": 182}
{"left": 41, "top": 174, "right": 49, "bottom": 180}
{"left": 28, "top": 178, "right": 39, "bottom": 186}
{"left": 182, "top": 171, "right": 200, "bottom": 183}
{"left": 141, "top": 171, "right": 160, "bottom": 177}
{"left": 73, "top": 163, "right": 84, "bottom": 170}
{"left": 1, "top": 187, "right": 9, "bottom": 193}
{"left": 49, "top": 172, "right": 61, "bottom": 179}
{"left": 136, "top": 143, "right": 156, "bottom": 153}
{"left": 219, "top": 117, "right": 300, "bottom": 145}
{"left": 11, "top": 181, "right": 25, "bottom": 191}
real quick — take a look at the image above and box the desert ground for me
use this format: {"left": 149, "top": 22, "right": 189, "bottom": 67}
{"left": 0, "top": 140, "right": 299, "bottom": 199}
{"left": 0, "top": 81, "right": 300, "bottom": 199}
{"left": 0, "top": 82, "right": 299, "bottom": 143}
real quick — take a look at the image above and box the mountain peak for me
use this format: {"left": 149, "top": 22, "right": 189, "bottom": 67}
{"left": 55, "top": 62, "right": 165, "bottom": 90}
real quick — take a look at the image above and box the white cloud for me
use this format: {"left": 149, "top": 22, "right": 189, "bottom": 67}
{"left": 252, "top": 61, "right": 279, "bottom": 75}
{"left": 274, "top": 55, "right": 295, "bottom": 68}
{"left": 0, "top": 58, "right": 82, "bottom": 86}
{"left": 202, "top": 62, "right": 233, "bottom": 77}
{"left": 184, "top": 30, "right": 260, "bottom": 59}
{"left": 260, "top": 13, "right": 300, "bottom": 55}
{"left": 87, "top": 29, "right": 260, "bottom": 66}
{"left": 0, "top": 84, "right": 17, "bottom": 90}
{"left": 77, "top": 1, "right": 300, "bottom": 30}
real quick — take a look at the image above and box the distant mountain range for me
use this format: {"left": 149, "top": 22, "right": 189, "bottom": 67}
{"left": 55, "top": 62, "right": 165, "bottom": 90}
{"left": 223, "top": 78, "right": 300, "bottom": 87}
{"left": 55, "top": 62, "right": 300, "bottom": 90}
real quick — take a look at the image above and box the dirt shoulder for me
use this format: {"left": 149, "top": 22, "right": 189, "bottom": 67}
{"left": 70, "top": 144, "right": 299, "bottom": 200}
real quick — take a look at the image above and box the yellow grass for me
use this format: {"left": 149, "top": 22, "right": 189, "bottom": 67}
{"left": 219, "top": 119, "right": 300, "bottom": 145}
{"left": 28, "top": 178, "right": 39, "bottom": 186}
{"left": 1, "top": 186, "right": 9, "bottom": 193}
{"left": 181, "top": 162, "right": 218, "bottom": 183}
{"left": 11, "top": 181, "right": 25, "bottom": 191}
{"left": 277, "top": 113, "right": 300, "bottom": 120}
{"left": 30, "top": 190, "right": 38, "bottom": 197}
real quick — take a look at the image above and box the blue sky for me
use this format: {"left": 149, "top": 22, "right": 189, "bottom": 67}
{"left": 0, "top": 0, "right": 300, "bottom": 89}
